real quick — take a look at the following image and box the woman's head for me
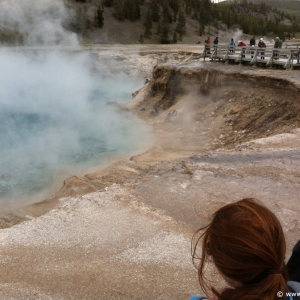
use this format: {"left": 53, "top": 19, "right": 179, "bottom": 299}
{"left": 192, "top": 198, "right": 288, "bottom": 300}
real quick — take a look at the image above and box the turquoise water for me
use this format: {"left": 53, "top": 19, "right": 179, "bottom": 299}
{"left": 0, "top": 50, "right": 148, "bottom": 203}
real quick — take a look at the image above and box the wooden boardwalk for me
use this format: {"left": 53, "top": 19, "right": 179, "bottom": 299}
{"left": 202, "top": 44, "right": 300, "bottom": 69}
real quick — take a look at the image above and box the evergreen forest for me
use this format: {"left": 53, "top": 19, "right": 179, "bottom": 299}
{"left": 1, "top": 0, "right": 300, "bottom": 44}
{"left": 75, "top": 0, "right": 300, "bottom": 43}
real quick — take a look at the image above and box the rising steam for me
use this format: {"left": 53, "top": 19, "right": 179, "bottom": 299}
{"left": 0, "top": 0, "right": 77, "bottom": 46}
{"left": 0, "top": 0, "right": 151, "bottom": 204}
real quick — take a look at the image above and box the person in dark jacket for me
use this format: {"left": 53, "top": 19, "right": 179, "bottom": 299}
{"left": 205, "top": 37, "right": 211, "bottom": 55}
{"left": 287, "top": 240, "right": 300, "bottom": 282}
{"left": 274, "top": 37, "right": 283, "bottom": 59}
{"left": 258, "top": 38, "right": 266, "bottom": 59}
{"left": 250, "top": 36, "right": 256, "bottom": 58}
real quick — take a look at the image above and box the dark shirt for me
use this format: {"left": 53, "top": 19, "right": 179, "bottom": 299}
{"left": 258, "top": 41, "right": 266, "bottom": 48}
{"left": 287, "top": 240, "right": 300, "bottom": 282}
{"left": 287, "top": 282, "right": 300, "bottom": 300}
{"left": 286, "top": 240, "right": 300, "bottom": 299}
{"left": 250, "top": 38, "right": 255, "bottom": 46}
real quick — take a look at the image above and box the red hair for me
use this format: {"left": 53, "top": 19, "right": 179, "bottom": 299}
{"left": 192, "top": 198, "right": 288, "bottom": 300}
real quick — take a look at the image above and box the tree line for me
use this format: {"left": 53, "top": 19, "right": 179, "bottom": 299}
{"left": 91, "top": 0, "right": 300, "bottom": 43}
{"left": 215, "top": 0, "right": 300, "bottom": 40}
{"left": 2, "top": 0, "right": 298, "bottom": 45}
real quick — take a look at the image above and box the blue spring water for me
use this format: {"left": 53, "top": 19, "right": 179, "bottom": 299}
{"left": 0, "top": 50, "right": 149, "bottom": 203}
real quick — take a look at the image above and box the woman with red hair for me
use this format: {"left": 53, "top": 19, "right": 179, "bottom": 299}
{"left": 191, "top": 198, "right": 300, "bottom": 300}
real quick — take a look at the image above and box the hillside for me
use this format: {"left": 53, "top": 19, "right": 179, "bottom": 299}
{"left": 67, "top": 0, "right": 300, "bottom": 44}
{"left": 1, "top": 0, "right": 300, "bottom": 45}
{"left": 250, "top": 0, "right": 300, "bottom": 17}
{"left": 0, "top": 0, "right": 300, "bottom": 46}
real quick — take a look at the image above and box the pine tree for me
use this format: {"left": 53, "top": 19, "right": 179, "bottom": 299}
{"left": 102, "top": 0, "right": 113, "bottom": 7}
{"left": 156, "top": 21, "right": 162, "bottom": 35}
{"left": 276, "top": 23, "right": 286, "bottom": 41}
{"left": 135, "top": 0, "right": 141, "bottom": 20}
{"left": 178, "top": 9, "right": 186, "bottom": 32}
{"left": 74, "top": 7, "right": 88, "bottom": 34}
{"left": 144, "top": 9, "right": 152, "bottom": 38}
{"left": 162, "top": 2, "right": 172, "bottom": 23}
{"left": 176, "top": 8, "right": 186, "bottom": 40}
{"left": 95, "top": 6, "right": 104, "bottom": 27}
{"left": 198, "top": 20, "right": 204, "bottom": 36}
{"left": 130, "top": 0, "right": 141, "bottom": 21}
{"left": 112, "top": 0, "right": 141, "bottom": 22}
{"left": 169, "top": 0, "right": 179, "bottom": 21}
{"left": 160, "top": 23, "right": 169, "bottom": 44}
{"left": 138, "top": 33, "right": 144, "bottom": 43}
{"left": 151, "top": 0, "right": 160, "bottom": 22}
{"left": 172, "top": 31, "right": 177, "bottom": 44}
{"left": 113, "top": 0, "right": 125, "bottom": 21}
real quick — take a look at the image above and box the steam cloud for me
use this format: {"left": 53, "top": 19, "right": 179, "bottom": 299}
{"left": 0, "top": 0, "right": 150, "bottom": 204}
{"left": 233, "top": 29, "right": 243, "bottom": 42}
{"left": 0, "top": 0, "right": 77, "bottom": 46}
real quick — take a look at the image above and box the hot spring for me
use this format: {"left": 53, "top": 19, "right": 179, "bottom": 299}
{"left": 0, "top": 49, "right": 151, "bottom": 205}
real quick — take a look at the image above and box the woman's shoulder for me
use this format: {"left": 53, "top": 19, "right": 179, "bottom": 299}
{"left": 287, "top": 281, "right": 300, "bottom": 300}
{"left": 288, "top": 281, "right": 300, "bottom": 292}
{"left": 190, "top": 295, "right": 218, "bottom": 300}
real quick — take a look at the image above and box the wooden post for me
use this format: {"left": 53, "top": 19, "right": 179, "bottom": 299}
{"left": 211, "top": 46, "right": 218, "bottom": 61}
{"left": 235, "top": 47, "right": 242, "bottom": 63}
{"left": 202, "top": 46, "right": 206, "bottom": 62}
{"left": 224, "top": 46, "right": 230, "bottom": 62}
{"left": 266, "top": 49, "right": 274, "bottom": 67}
{"left": 284, "top": 50, "right": 293, "bottom": 69}
{"left": 250, "top": 48, "right": 258, "bottom": 65}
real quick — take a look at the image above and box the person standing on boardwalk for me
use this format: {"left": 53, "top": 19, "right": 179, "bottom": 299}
{"left": 213, "top": 37, "right": 219, "bottom": 53}
{"left": 229, "top": 38, "right": 235, "bottom": 53}
{"left": 258, "top": 38, "right": 266, "bottom": 59}
{"left": 274, "top": 37, "right": 282, "bottom": 59}
{"left": 238, "top": 40, "right": 246, "bottom": 58}
{"left": 205, "top": 37, "right": 211, "bottom": 55}
{"left": 250, "top": 36, "right": 256, "bottom": 58}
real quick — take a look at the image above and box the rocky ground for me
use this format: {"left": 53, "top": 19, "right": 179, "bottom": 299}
{"left": 0, "top": 45, "right": 300, "bottom": 299}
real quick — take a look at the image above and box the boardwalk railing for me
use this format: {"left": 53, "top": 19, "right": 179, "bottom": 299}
{"left": 202, "top": 44, "right": 300, "bottom": 69}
